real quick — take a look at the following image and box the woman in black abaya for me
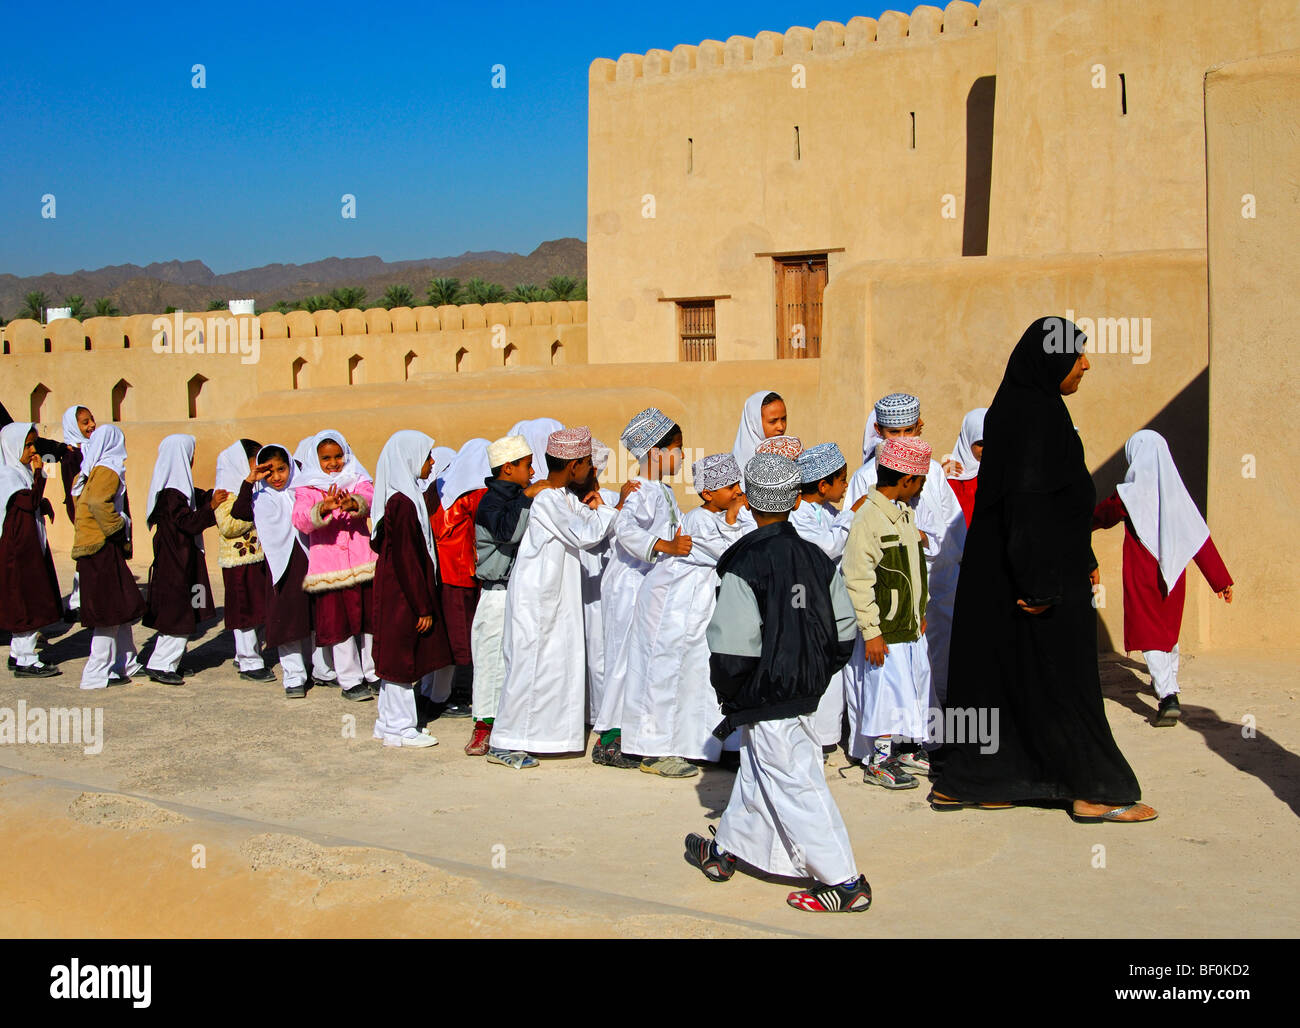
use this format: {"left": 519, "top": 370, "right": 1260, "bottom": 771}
{"left": 930, "top": 317, "right": 1157, "bottom": 824}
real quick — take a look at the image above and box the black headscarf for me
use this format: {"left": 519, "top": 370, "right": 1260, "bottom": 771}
{"left": 975, "top": 317, "right": 1087, "bottom": 507}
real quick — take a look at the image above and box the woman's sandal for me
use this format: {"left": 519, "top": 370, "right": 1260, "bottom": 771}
{"left": 927, "top": 790, "right": 1014, "bottom": 812}
{"left": 1069, "top": 803, "right": 1158, "bottom": 824}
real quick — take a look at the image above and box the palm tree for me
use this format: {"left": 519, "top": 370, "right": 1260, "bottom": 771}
{"left": 506, "top": 283, "right": 545, "bottom": 303}
{"left": 64, "top": 294, "right": 87, "bottom": 318}
{"left": 21, "top": 291, "right": 49, "bottom": 321}
{"left": 462, "top": 277, "right": 507, "bottom": 305}
{"left": 92, "top": 297, "right": 121, "bottom": 317}
{"left": 299, "top": 295, "right": 332, "bottom": 313}
{"left": 382, "top": 284, "right": 415, "bottom": 309}
{"left": 207, "top": 298, "right": 226, "bottom": 311}
{"left": 426, "top": 277, "right": 463, "bottom": 306}
{"left": 543, "top": 276, "right": 580, "bottom": 301}
{"left": 328, "top": 285, "right": 367, "bottom": 310}
{"left": 273, "top": 300, "right": 293, "bottom": 314}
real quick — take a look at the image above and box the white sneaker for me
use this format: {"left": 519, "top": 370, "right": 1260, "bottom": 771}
{"left": 384, "top": 732, "right": 438, "bottom": 748}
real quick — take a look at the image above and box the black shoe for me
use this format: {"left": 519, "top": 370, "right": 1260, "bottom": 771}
{"left": 108, "top": 674, "right": 130, "bottom": 687}
{"left": 239, "top": 667, "right": 276, "bottom": 682}
{"left": 434, "top": 701, "right": 472, "bottom": 720}
{"left": 1154, "top": 694, "right": 1182, "bottom": 726}
{"left": 342, "top": 684, "right": 375, "bottom": 702}
{"left": 716, "top": 750, "right": 741, "bottom": 772}
{"left": 592, "top": 737, "right": 640, "bottom": 769}
{"left": 14, "top": 663, "right": 61, "bottom": 678}
{"left": 285, "top": 684, "right": 307, "bottom": 699}
{"left": 146, "top": 669, "right": 184, "bottom": 686}
{"left": 6, "top": 656, "right": 14, "bottom": 670}
{"left": 310, "top": 676, "right": 338, "bottom": 689}
{"left": 365, "top": 678, "right": 381, "bottom": 697}
{"left": 684, "top": 827, "right": 736, "bottom": 883}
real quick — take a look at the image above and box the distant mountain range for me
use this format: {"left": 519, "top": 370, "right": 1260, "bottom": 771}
{"left": 0, "top": 238, "right": 587, "bottom": 318}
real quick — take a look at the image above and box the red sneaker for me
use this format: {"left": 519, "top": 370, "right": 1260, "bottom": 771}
{"left": 464, "top": 724, "right": 491, "bottom": 756}
{"left": 786, "top": 875, "right": 872, "bottom": 913}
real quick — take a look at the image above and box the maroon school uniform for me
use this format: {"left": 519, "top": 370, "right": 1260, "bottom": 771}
{"left": 312, "top": 580, "right": 373, "bottom": 647}
{"left": 0, "top": 474, "right": 63, "bottom": 632}
{"left": 232, "top": 480, "right": 310, "bottom": 647}
{"left": 143, "top": 487, "right": 217, "bottom": 636}
{"left": 222, "top": 562, "right": 268, "bottom": 631}
{"left": 60, "top": 447, "right": 81, "bottom": 524}
{"left": 78, "top": 532, "right": 145, "bottom": 628}
{"left": 1093, "top": 492, "right": 1233, "bottom": 652}
{"left": 371, "top": 493, "right": 452, "bottom": 684}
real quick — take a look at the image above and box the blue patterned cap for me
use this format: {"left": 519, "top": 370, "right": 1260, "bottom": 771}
{"left": 744, "top": 454, "right": 801, "bottom": 513}
{"left": 796, "top": 442, "right": 847, "bottom": 484}
{"left": 620, "top": 407, "right": 677, "bottom": 461}
{"left": 874, "top": 392, "right": 920, "bottom": 428}
{"left": 692, "top": 452, "right": 740, "bottom": 494}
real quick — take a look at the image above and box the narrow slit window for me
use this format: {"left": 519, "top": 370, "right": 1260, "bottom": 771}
{"left": 687, "top": 137, "right": 693, "bottom": 174}
{"left": 794, "top": 126, "right": 801, "bottom": 161}
{"left": 910, "top": 112, "right": 916, "bottom": 149}
{"left": 1119, "top": 73, "right": 1127, "bottom": 115}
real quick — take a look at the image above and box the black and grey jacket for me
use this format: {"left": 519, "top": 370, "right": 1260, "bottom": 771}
{"left": 706, "top": 521, "right": 858, "bottom": 736}
{"left": 474, "top": 477, "right": 532, "bottom": 589}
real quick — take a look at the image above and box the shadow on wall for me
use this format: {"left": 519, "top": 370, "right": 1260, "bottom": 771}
{"left": 962, "top": 75, "right": 995, "bottom": 258}
{"left": 1090, "top": 367, "right": 1210, "bottom": 653}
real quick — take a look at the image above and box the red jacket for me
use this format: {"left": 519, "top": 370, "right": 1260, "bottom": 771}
{"left": 433, "top": 488, "right": 487, "bottom": 588}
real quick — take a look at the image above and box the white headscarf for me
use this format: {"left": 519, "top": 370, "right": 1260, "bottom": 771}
{"left": 1117, "top": 430, "right": 1210, "bottom": 592}
{"left": 732, "top": 390, "right": 780, "bottom": 474}
{"left": 146, "top": 434, "right": 197, "bottom": 521}
{"left": 438, "top": 437, "right": 492, "bottom": 507}
{"left": 509, "top": 418, "right": 564, "bottom": 483}
{"left": 73, "top": 425, "right": 128, "bottom": 501}
{"left": 251, "top": 444, "right": 308, "bottom": 582}
{"left": 373, "top": 431, "right": 436, "bottom": 562}
{"left": 215, "top": 440, "right": 254, "bottom": 494}
{"left": 419, "top": 445, "right": 456, "bottom": 495}
{"left": 61, "top": 405, "right": 90, "bottom": 447}
{"left": 861, "top": 410, "right": 884, "bottom": 466}
{"left": 0, "top": 422, "right": 44, "bottom": 548}
{"left": 949, "top": 408, "right": 987, "bottom": 482}
{"left": 292, "top": 436, "right": 316, "bottom": 470}
{"left": 295, "top": 429, "right": 372, "bottom": 493}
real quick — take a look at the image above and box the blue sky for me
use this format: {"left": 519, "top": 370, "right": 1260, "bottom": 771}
{"left": 1, "top": 0, "right": 893, "bottom": 275}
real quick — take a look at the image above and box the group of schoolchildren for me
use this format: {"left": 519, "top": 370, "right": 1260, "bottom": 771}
{"left": 0, "top": 389, "right": 1231, "bottom": 914}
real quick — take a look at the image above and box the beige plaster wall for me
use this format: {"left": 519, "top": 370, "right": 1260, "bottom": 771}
{"left": 1204, "top": 48, "right": 1300, "bottom": 652}
{"left": 817, "top": 249, "right": 1213, "bottom": 651}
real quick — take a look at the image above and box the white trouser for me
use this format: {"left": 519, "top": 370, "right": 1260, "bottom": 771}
{"left": 1144, "top": 645, "right": 1180, "bottom": 699}
{"left": 68, "top": 572, "right": 80, "bottom": 612}
{"left": 812, "top": 669, "right": 845, "bottom": 747}
{"left": 233, "top": 628, "right": 264, "bottom": 671}
{"left": 278, "top": 639, "right": 308, "bottom": 690}
{"left": 311, "top": 641, "right": 336, "bottom": 682}
{"left": 147, "top": 633, "right": 188, "bottom": 673}
{"left": 332, "top": 633, "right": 375, "bottom": 688}
{"left": 846, "top": 638, "right": 931, "bottom": 760}
{"left": 469, "top": 589, "right": 507, "bottom": 720}
{"left": 420, "top": 665, "right": 455, "bottom": 703}
{"left": 10, "top": 631, "right": 40, "bottom": 667}
{"left": 374, "top": 681, "right": 419, "bottom": 741}
{"left": 715, "top": 715, "right": 859, "bottom": 886}
{"left": 81, "top": 625, "right": 142, "bottom": 689}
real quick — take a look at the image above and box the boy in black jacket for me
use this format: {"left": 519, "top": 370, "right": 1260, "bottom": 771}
{"left": 684, "top": 453, "right": 870, "bottom": 913}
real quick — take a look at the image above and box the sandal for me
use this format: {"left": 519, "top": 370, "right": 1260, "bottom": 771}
{"left": 486, "top": 748, "right": 540, "bottom": 770}
{"left": 927, "top": 789, "right": 1014, "bottom": 812}
{"left": 1069, "top": 802, "right": 1158, "bottom": 824}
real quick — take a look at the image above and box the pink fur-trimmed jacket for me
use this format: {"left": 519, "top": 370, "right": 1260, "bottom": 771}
{"left": 291, "top": 480, "right": 377, "bottom": 593}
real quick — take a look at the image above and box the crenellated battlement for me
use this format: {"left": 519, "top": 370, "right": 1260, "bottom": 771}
{"left": 589, "top": 1, "right": 988, "bottom": 84}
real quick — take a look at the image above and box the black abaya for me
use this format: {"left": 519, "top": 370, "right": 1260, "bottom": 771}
{"left": 932, "top": 318, "right": 1141, "bottom": 806}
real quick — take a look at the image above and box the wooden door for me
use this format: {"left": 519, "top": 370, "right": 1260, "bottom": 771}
{"left": 774, "top": 256, "right": 827, "bottom": 358}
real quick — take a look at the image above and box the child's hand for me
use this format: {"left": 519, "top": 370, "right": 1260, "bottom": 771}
{"left": 249, "top": 462, "right": 272, "bottom": 483}
{"left": 26, "top": 451, "right": 43, "bottom": 472}
{"left": 920, "top": 618, "right": 927, "bottom": 635}
{"left": 1218, "top": 586, "right": 1233, "bottom": 604}
{"left": 725, "top": 493, "right": 746, "bottom": 524}
{"left": 210, "top": 489, "right": 230, "bottom": 510}
{"left": 524, "top": 481, "right": 549, "bottom": 497}
{"left": 619, "top": 479, "right": 642, "bottom": 504}
{"left": 339, "top": 493, "right": 360, "bottom": 513}
{"left": 319, "top": 485, "right": 342, "bottom": 514}
{"left": 582, "top": 490, "right": 602, "bottom": 510}
{"left": 917, "top": 529, "right": 929, "bottom": 547}
{"left": 657, "top": 528, "right": 693, "bottom": 557}
{"left": 416, "top": 615, "right": 433, "bottom": 634}
{"left": 863, "top": 634, "right": 889, "bottom": 667}
{"left": 1016, "top": 599, "right": 1050, "bottom": 614}
{"left": 942, "top": 457, "right": 963, "bottom": 477}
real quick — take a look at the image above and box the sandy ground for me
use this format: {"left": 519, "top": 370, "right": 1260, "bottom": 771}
{"left": 1, "top": 554, "right": 1296, "bottom": 938}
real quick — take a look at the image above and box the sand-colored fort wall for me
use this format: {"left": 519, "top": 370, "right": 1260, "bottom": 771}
{"left": 1, "top": 301, "right": 587, "bottom": 428}
{"left": 1204, "top": 49, "right": 1300, "bottom": 652}
{"left": 588, "top": 0, "right": 1300, "bottom": 365}
{"left": 817, "top": 249, "right": 1213, "bottom": 652}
